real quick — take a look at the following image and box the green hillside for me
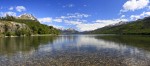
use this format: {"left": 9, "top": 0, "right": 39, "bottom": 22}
{"left": 90, "top": 17, "right": 150, "bottom": 35}
{"left": 0, "top": 15, "right": 60, "bottom": 36}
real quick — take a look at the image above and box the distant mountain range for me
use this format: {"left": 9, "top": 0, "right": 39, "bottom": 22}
{"left": 86, "top": 16, "right": 150, "bottom": 35}
{"left": 60, "top": 28, "right": 79, "bottom": 34}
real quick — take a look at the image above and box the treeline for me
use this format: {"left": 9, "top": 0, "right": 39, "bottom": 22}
{"left": 89, "top": 16, "right": 150, "bottom": 35}
{"left": 0, "top": 15, "right": 60, "bottom": 36}
{"left": 14, "top": 19, "right": 60, "bottom": 34}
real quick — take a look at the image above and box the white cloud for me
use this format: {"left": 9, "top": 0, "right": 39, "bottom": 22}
{"left": 76, "top": 23, "right": 104, "bottom": 31}
{"left": 142, "top": 12, "right": 150, "bottom": 16}
{"left": 53, "top": 18, "right": 62, "bottom": 22}
{"left": 95, "top": 19, "right": 128, "bottom": 23}
{"left": 16, "top": 6, "right": 26, "bottom": 12}
{"left": 9, "top": 6, "right": 14, "bottom": 10}
{"left": 121, "top": 15, "right": 125, "bottom": 18}
{"left": 38, "top": 17, "right": 52, "bottom": 23}
{"left": 130, "top": 11, "right": 150, "bottom": 20}
{"left": 148, "top": 6, "right": 150, "bottom": 9}
{"left": 0, "top": 11, "right": 16, "bottom": 17}
{"left": 121, "top": 0, "right": 149, "bottom": 12}
{"left": 38, "top": 13, "right": 89, "bottom": 23}
{"left": 63, "top": 4, "right": 75, "bottom": 8}
{"left": 76, "top": 19, "right": 128, "bottom": 31}
{"left": 130, "top": 15, "right": 141, "bottom": 20}
{"left": 64, "top": 20, "right": 82, "bottom": 25}
{"left": 67, "top": 13, "right": 90, "bottom": 18}
{"left": 53, "top": 13, "right": 128, "bottom": 31}
{"left": 60, "top": 16, "right": 66, "bottom": 19}
{"left": 60, "top": 13, "right": 90, "bottom": 19}
{"left": 48, "top": 24, "right": 64, "bottom": 29}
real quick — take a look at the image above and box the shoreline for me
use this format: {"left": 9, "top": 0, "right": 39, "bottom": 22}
{"left": 1, "top": 33, "right": 150, "bottom": 38}
{"left": 31, "top": 34, "right": 57, "bottom": 36}
{"left": 0, "top": 34, "right": 58, "bottom": 38}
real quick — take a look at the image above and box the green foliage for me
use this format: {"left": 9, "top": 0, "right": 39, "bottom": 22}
{"left": 0, "top": 15, "right": 60, "bottom": 36}
{"left": 15, "top": 28, "right": 31, "bottom": 36}
{"left": 90, "top": 17, "right": 150, "bottom": 35}
{"left": 0, "top": 15, "right": 15, "bottom": 21}
{"left": 5, "top": 32, "right": 14, "bottom": 36}
{"left": 13, "top": 19, "right": 60, "bottom": 34}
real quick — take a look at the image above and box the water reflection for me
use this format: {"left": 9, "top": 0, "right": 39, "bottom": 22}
{"left": 0, "top": 36, "right": 57, "bottom": 56}
{"left": 0, "top": 35, "right": 150, "bottom": 66}
{"left": 95, "top": 35, "right": 150, "bottom": 51}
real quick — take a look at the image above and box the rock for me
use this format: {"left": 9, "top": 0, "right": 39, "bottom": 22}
{"left": 0, "top": 21, "right": 31, "bottom": 36}
{"left": 18, "top": 13, "right": 37, "bottom": 20}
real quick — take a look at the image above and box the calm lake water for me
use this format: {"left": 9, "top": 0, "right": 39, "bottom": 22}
{"left": 0, "top": 34, "right": 150, "bottom": 66}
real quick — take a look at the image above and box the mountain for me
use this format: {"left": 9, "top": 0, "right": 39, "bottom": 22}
{"left": 0, "top": 14, "right": 60, "bottom": 37}
{"left": 0, "top": 21, "right": 31, "bottom": 36}
{"left": 88, "top": 16, "right": 150, "bottom": 35}
{"left": 18, "top": 13, "right": 37, "bottom": 20}
{"left": 60, "top": 28, "right": 79, "bottom": 34}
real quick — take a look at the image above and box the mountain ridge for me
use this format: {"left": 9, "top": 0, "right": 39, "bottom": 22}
{"left": 60, "top": 28, "right": 79, "bottom": 34}
{"left": 18, "top": 13, "right": 37, "bottom": 20}
{"left": 86, "top": 16, "right": 150, "bottom": 35}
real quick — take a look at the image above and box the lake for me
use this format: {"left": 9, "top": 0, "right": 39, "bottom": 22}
{"left": 0, "top": 34, "right": 150, "bottom": 66}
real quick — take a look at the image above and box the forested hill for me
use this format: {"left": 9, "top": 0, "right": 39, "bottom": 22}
{"left": 88, "top": 17, "right": 150, "bottom": 35}
{"left": 0, "top": 14, "right": 60, "bottom": 37}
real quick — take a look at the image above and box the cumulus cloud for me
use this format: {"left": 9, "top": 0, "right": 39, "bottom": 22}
{"left": 121, "top": 0, "right": 149, "bottom": 12}
{"left": 48, "top": 24, "right": 64, "bottom": 29}
{"left": 121, "top": 15, "right": 125, "bottom": 18}
{"left": 52, "top": 13, "right": 128, "bottom": 31}
{"left": 60, "top": 13, "right": 90, "bottom": 19}
{"left": 38, "top": 13, "right": 89, "bottom": 23}
{"left": 38, "top": 17, "right": 53, "bottom": 23}
{"left": 37, "top": 13, "right": 128, "bottom": 31}
{"left": 9, "top": 6, "right": 14, "bottom": 10}
{"left": 67, "top": 13, "right": 90, "bottom": 18}
{"left": 16, "top": 6, "right": 26, "bottom": 12}
{"left": 77, "top": 19, "right": 128, "bottom": 31}
{"left": 0, "top": 11, "right": 16, "bottom": 17}
{"left": 148, "top": 6, "right": 150, "bottom": 10}
{"left": 61, "top": 18, "right": 128, "bottom": 31}
{"left": 53, "top": 18, "right": 62, "bottom": 22}
{"left": 76, "top": 23, "right": 104, "bottom": 31}
{"left": 64, "top": 20, "right": 82, "bottom": 25}
{"left": 95, "top": 19, "right": 128, "bottom": 23}
{"left": 130, "top": 11, "right": 150, "bottom": 20}
{"left": 130, "top": 15, "right": 141, "bottom": 20}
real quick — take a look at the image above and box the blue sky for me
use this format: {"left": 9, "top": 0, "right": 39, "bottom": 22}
{"left": 0, "top": 0, "right": 150, "bottom": 31}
